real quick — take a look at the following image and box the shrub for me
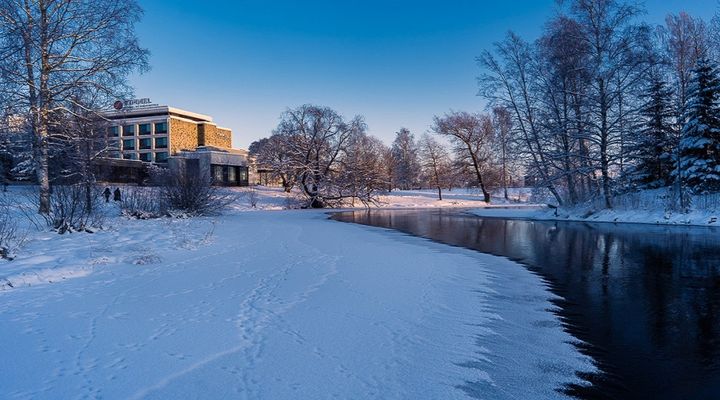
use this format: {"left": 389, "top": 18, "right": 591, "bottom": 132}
{"left": 155, "top": 168, "right": 235, "bottom": 216}
{"left": 44, "top": 184, "right": 105, "bottom": 233}
{"left": 119, "top": 186, "right": 166, "bottom": 219}
{"left": 0, "top": 196, "right": 25, "bottom": 260}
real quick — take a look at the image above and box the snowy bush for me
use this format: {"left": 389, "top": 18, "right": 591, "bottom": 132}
{"left": 120, "top": 186, "right": 166, "bottom": 219}
{"left": 0, "top": 212, "right": 25, "bottom": 260}
{"left": 246, "top": 186, "right": 258, "bottom": 208}
{"left": 46, "top": 184, "right": 104, "bottom": 233}
{"left": 18, "top": 184, "right": 104, "bottom": 233}
{"left": 579, "top": 187, "right": 720, "bottom": 214}
{"left": 155, "top": 168, "right": 235, "bottom": 216}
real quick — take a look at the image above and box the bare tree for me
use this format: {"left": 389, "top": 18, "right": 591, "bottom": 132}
{"left": 0, "top": 0, "right": 149, "bottom": 214}
{"left": 273, "top": 105, "right": 366, "bottom": 208}
{"left": 479, "top": 33, "right": 566, "bottom": 205}
{"left": 663, "top": 12, "right": 710, "bottom": 127}
{"left": 567, "top": 0, "right": 651, "bottom": 208}
{"left": 491, "top": 107, "right": 513, "bottom": 200}
{"left": 432, "top": 111, "right": 494, "bottom": 203}
{"left": 338, "top": 133, "right": 388, "bottom": 206}
{"left": 419, "top": 133, "right": 451, "bottom": 200}
{"left": 254, "top": 135, "right": 297, "bottom": 192}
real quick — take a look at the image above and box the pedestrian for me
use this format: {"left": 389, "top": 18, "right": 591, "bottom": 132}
{"left": 113, "top": 187, "right": 121, "bottom": 202}
{"left": 103, "top": 187, "right": 111, "bottom": 202}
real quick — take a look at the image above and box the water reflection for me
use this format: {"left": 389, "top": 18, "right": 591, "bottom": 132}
{"left": 333, "top": 210, "right": 720, "bottom": 399}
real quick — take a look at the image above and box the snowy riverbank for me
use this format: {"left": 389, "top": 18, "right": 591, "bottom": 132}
{"left": 0, "top": 191, "right": 594, "bottom": 399}
{"left": 470, "top": 204, "right": 720, "bottom": 227}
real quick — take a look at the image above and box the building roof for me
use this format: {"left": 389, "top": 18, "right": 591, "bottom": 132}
{"left": 101, "top": 106, "right": 214, "bottom": 123}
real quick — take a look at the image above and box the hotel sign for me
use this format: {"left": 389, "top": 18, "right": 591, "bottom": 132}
{"left": 113, "top": 98, "right": 156, "bottom": 110}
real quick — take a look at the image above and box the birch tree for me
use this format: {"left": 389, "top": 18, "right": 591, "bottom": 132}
{"left": 567, "top": 0, "right": 651, "bottom": 208}
{"left": 0, "top": 0, "right": 149, "bottom": 214}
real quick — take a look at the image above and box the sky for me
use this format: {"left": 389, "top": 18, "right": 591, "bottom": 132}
{"left": 131, "top": 0, "right": 718, "bottom": 148}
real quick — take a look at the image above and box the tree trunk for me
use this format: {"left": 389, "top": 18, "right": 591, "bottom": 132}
{"left": 468, "top": 150, "right": 491, "bottom": 203}
{"left": 35, "top": 126, "right": 51, "bottom": 214}
{"left": 599, "top": 79, "right": 613, "bottom": 209}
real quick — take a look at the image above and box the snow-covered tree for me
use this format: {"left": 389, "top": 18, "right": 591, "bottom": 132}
{"left": 678, "top": 58, "right": 720, "bottom": 193}
{"left": 0, "top": 0, "right": 148, "bottom": 214}
{"left": 391, "top": 128, "right": 420, "bottom": 190}
{"left": 339, "top": 134, "right": 388, "bottom": 206}
{"left": 632, "top": 76, "right": 676, "bottom": 188}
{"left": 253, "top": 136, "right": 297, "bottom": 192}
{"left": 272, "top": 104, "right": 366, "bottom": 208}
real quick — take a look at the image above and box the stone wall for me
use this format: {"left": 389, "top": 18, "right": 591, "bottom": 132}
{"left": 199, "top": 123, "right": 232, "bottom": 148}
{"left": 169, "top": 117, "right": 199, "bottom": 155}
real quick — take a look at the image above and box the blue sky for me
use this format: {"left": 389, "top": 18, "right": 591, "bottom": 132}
{"left": 131, "top": 0, "right": 717, "bottom": 148}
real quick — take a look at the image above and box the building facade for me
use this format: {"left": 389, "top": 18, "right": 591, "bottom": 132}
{"left": 100, "top": 104, "right": 251, "bottom": 186}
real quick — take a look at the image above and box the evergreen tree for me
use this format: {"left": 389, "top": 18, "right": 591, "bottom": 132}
{"left": 633, "top": 76, "right": 676, "bottom": 188}
{"left": 678, "top": 58, "right": 720, "bottom": 193}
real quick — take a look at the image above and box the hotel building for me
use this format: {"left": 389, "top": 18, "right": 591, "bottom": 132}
{"left": 101, "top": 104, "right": 251, "bottom": 186}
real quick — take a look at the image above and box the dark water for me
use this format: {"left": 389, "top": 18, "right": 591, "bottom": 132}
{"left": 332, "top": 209, "right": 720, "bottom": 400}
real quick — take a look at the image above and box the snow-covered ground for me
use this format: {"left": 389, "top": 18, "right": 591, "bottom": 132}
{"left": 0, "top": 187, "right": 594, "bottom": 399}
{"left": 471, "top": 189, "right": 720, "bottom": 227}
{"left": 471, "top": 205, "right": 720, "bottom": 227}
{"left": 228, "top": 186, "right": 535, "bottom": 211}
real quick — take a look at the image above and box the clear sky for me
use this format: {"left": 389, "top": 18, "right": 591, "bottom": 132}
{"left": 131, "top": 0, "right": 717, "bottom": 148}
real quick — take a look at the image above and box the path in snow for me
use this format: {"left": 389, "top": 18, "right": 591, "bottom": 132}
{"left": 0, "top": 211, "right": 593, "bottom": 399}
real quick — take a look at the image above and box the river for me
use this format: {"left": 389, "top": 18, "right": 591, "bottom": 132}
{"left": 333, "top": 209, "right": 720, "bottom": 399}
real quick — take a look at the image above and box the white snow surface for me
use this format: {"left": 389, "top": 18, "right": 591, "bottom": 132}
{"left": 0, "top": 190, "right": 594, "bottom": 399}
{"left": 470, "top": 204, "right": 720, "bottom": 227}
{"left": 227, "top": 186, "right": 533, "bottom": 211}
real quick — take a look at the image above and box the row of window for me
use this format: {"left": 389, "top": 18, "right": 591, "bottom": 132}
{"left": 211, "top": 165, "right": 249, "bottom": 185}
{"left": 122, "top": 152, "right": 169, "bottom": 163}
{"left": 121, "top": 137, "right": 168, "bottom": 150}
{"left": 108, "top": 121, "right": 168, "bottom": 137}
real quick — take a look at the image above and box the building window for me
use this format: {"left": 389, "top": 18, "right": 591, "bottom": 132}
{"left": 139, "top": 152, "right": 152, "bottom": 162}
{"left": 228, "top": 166, "right": 237, "bottom": 183}
{"left": 123, "top": 125, "right": 135, "bottom": 136}
{"left": 123, "top": 153, "right": 136, "bottom": 160}
{"left": 212, "top": 165, "right": 224, "bottom": 182}
{"left": 155, "top": 121, "right": 168, "bottom": 134}
{"left": 123, "top": 139, "right": 135, "bottom": 150}
{"left": 139, "top": 138, "right": 152, "bottom": 150}
{"left": 155, "top": 137, "right": 168, "bottom": 148}
{"left": 155, "top": 152, "right": 168, "bottom": 163}
{"left": 139, "top": 123, "right": 152, "bottom": 135}
{"left": 108, "top": 126, "right": 119, "bottom": 137}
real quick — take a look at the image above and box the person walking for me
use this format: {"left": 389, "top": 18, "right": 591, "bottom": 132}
{"left": 103, "top": 187, "right": 111, "bottom": 202}
{"left": 113, "top": 187, "right": 121, "bottom": 202}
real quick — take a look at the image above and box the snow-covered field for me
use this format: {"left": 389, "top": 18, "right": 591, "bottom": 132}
{"left": 0, "top": 187, "right": 594, "bottom": 399}
{"left": 230, "top": 186, "right": 536, "bottom": 211}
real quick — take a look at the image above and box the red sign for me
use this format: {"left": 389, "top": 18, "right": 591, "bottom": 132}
{"left": 113, "top": 101, "right": 124, "bottom": 110}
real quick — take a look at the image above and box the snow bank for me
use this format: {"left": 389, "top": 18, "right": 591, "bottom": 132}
{"left": 470, "top": 204, "right": 720, "bottom": 227}
{"left": 0, "top": 210, "right": 593, "bottom": 399}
